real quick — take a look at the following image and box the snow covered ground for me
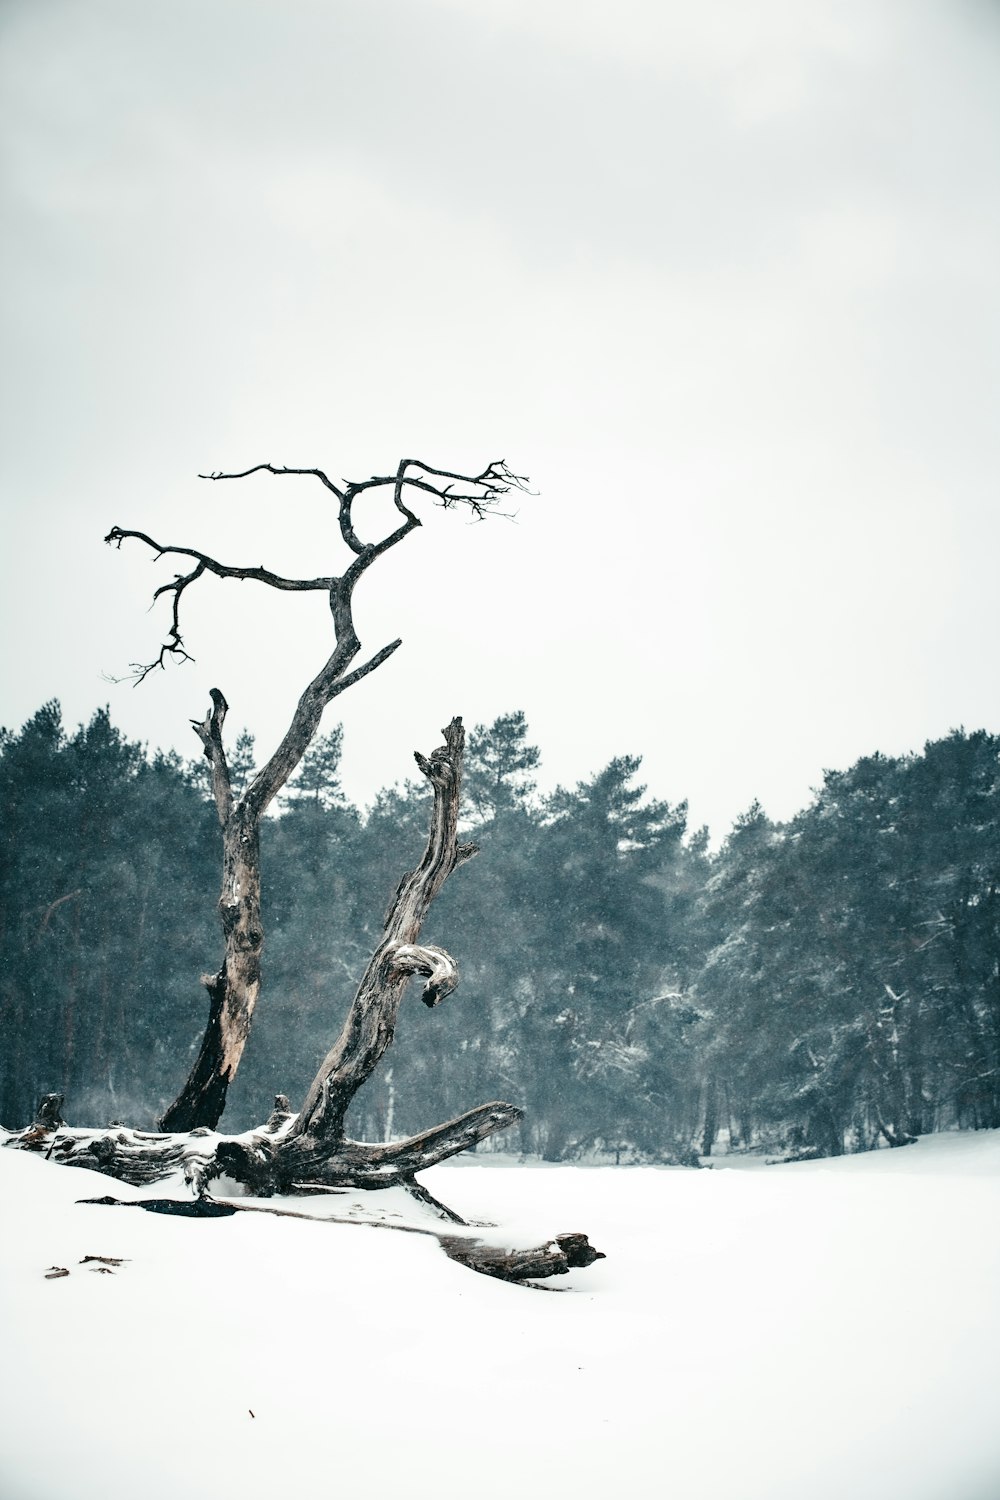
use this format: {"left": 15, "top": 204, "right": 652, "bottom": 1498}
{"left": 1, "top": 1130, "right": 999, "bottom": 1500}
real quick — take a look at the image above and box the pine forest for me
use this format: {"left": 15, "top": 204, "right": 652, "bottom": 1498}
{"left": 2, "top": 702, "right": 998, "bottom": 1163}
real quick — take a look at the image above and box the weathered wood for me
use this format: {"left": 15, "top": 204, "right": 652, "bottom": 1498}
{"left": 8, "top": 1099, "right": 66, "bottom": 1154}
{"left": 158, "top": 687, "right": 263, "bottom": 1132}
{"left": 5, "top": 721, "right": 523, "bottom": 1197}
{"left": 262, "top": 1094, "right": 293, "bottom": 1132}
{"left": 35, "top": 1094, "right": 65, "bottom": 1129}
{"left": 255, "top": 1102, "right": 524, "bottom": 1194}
{"left": 3, "top": 1118, "right": 207, "bottom": 1186}
{"left": 403, "top": 1179, "right": 467, "bottom": 1223}
{"left": 288, "top": 718, "right": 477, "bottom": 1146}
{"left": 4, "top": 722, "right": 528, "bottom": 1247}
{"left": 441, "top": 1232, "right": 606, "bottom": 1283}
{"left": 4, "top": 1092, "right": 523, "bottom": 1197}
{"left": 7, "top": 1104, "right": 607, "bottom": 1286}
{"left": 4, "top": 1099, "right": 523, "bottom": 1201}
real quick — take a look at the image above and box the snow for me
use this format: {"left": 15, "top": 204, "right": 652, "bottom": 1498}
{"left": 2, "top": 1132, "right": 999, "bottom": 1500}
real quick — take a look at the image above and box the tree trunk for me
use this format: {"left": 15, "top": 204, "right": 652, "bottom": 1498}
{"left": 159, "top": 806, "right": 262, "bottom": 1131}
{"left": 10, "top": 723, "right": 525, "bottom": 1197}
{"left": 700, "top": 1074, "right": 718, "bottom": 1157}
{"left": 286, "top": 717, "right": 477, "bottom": 1150}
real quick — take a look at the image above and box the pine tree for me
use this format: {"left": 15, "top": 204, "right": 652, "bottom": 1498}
{"left": 464, "top": 711, "right": 540, "bottom": 828}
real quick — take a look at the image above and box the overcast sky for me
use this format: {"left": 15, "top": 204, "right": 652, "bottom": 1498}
{"left": 2, "top": 0, "right": 998, "bottom": 838}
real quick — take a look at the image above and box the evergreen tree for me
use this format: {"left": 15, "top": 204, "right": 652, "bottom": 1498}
{"left": 5, "top": 696, "right": 997, "bottom": 1161}
{"left": 282, "top": 727, "right": 345, "bottom": 810}
{"left": 0, "top": 705, "right": 218, "bottom": 1126}
{"left": 464, "top": 711, "right": 540, "bottom": 828}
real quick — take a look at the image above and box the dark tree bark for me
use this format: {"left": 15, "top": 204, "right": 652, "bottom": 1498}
{"left": 103, "top": 457, "right": 528, "bottom": 1131}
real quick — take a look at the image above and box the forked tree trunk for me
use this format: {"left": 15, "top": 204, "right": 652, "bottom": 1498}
{"left": 215, "top": 718, "right": 515, "bottom": 1193}
{"left": 7, "top": 725, "right": 522, "bottom": 1191}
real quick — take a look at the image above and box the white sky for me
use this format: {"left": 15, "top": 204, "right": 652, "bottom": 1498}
{"left": 2, "top": 0, "right": 999, "bottom": 838}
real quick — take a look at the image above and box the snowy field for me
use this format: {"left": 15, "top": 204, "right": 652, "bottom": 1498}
{"left": 1, "top": 1131, "right": 999, "bottom": 1500}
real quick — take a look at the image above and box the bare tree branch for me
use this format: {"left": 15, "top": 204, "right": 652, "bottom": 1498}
{"left": 104, "top": 527, "right": 336, "bottom": 593}
{"left": 104, "top": 458, "right": 526, "bottom": 683}
{"left": 346, "top": 457, "right": 531, "bottom": 521}
{"left": 104, "top": 526, "right": 336, "bottom": 682}
{"left": 197, "top": 463, "right": 347, "bottom": 501}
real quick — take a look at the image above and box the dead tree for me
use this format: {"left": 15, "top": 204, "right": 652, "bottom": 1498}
{"left": 2, "top": 457, "right": 603, "bottom": 1281}
{"left": 12, "top": 715, "right": 515, "bottom": 1188}
{"left": 104, "top": 458, "right": 527, "bottom": 1132}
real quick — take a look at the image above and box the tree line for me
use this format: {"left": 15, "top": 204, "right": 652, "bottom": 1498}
{"left": 2, "top": 702, "right": 998, "bottom": 1160}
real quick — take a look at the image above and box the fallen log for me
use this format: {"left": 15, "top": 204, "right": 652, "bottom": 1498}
{"left": 77, "top": 1190, "right": 605, "bottom": 1285}
{"left": 2, "top": 1097, "right": 524, "bottom": 1197}
{"left": 440, "top": 1231, "right": 606, "bottom": 1283}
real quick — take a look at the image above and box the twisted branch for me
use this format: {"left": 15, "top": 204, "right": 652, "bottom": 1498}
{"left": 287, "top": 718, "right": 478, "bottom": 1146}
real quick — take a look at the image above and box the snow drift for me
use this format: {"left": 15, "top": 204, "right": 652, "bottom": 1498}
{"left": 1, "top": 1131, "right": 999, "bottom": 1500}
